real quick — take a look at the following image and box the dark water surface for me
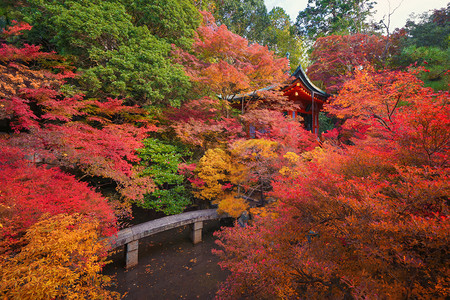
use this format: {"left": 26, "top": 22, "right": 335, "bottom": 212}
{"left": 103, "top": 220, "right": 230, "bottom": 300}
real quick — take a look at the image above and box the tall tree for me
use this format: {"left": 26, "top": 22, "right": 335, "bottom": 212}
{"left": 403, "top": 4, "right": 449, "bottom": 49}
{"left": 10, "top": 0, "right": 193, "bottom": 106}
{"left": 213, "top": 0, "right": 270, "bottom": 45}
{"left": 173, "top": 11, "right": 289, "bottom": 103}
{"left": 307, "top": 33, "right": 402, "bottom": 92}
{"left": 393, "top": 5, "right": 450, "bottom": 91}
{"left": 266, "top": 7, "right": 308, "bottom": 72}
{"left": 204, "top": 2, "right": 307, "bottom": 71}
{"left": 295, "top": 0, "right": 376, "bottom": 40}
{"left": 122, "top": 0, "right": 201, "bottom": 49}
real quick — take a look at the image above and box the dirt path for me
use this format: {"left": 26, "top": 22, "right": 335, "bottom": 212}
{"left": 103, "top": 220, "right": 230, "bottom": 300}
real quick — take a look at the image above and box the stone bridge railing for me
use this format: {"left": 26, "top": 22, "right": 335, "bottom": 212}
{"left": 109, "top": 209, "right": 224, "bottom": 268}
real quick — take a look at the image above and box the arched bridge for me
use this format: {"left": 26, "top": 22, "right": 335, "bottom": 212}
{"left": 109, "top": 209, "right": 224, "bottom": 268}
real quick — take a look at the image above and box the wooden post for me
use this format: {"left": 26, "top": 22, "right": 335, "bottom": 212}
{"left": 311, "top": 91, "right": 316, "bottom": 135}
{"left": 313, "top": 109, "right": 318, "bottom": 135}
{"left": 191, "top": 221, "right": 203, "bottom": 244}
{"left": 125, "top": 240, "right": 139, "bottom": 269}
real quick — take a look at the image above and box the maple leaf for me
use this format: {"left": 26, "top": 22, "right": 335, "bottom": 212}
{"left": 0, "top": 214, "right": 120, "bottom": 299}
{"left": 0, "top": 145, "right": 116, "bottom": 254}
{"left": 173, "top": 11, "right": 289, "bottom": 101}
{"left": 214, "top": 67, "right": 449, "bottom": 299}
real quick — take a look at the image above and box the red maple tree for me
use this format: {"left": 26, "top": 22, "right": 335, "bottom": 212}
{"left": 0, "top": 22, "right": 156, "bottom": 207}
{"left": 214, "top": 67, "right": 449, "bottom": 299}
{"left": 308, "top": 33, "right": 403, "bottom": 92}
{"left": 0, "top": 145, "right": 116, "bottom": 254}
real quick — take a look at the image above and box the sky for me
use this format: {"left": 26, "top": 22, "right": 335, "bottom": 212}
{"left": 264, "top": 0, "right": 449, "bottom": 32}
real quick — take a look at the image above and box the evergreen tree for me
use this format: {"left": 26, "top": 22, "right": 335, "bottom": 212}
{"left": 295, "top": 0, "right": 376, "bottom": 40}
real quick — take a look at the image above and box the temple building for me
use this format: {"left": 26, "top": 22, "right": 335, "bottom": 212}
{"left": 231, "top": 65, "right": 330, "bottom": 136}
{"left": 282, "top": 65, "right": 330, "bottom": 135}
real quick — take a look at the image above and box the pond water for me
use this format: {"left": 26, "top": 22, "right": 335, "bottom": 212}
{"left": 103, "top": 220, "right": 230, "bottom": 300}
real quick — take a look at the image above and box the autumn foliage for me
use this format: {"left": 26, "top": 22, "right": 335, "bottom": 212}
{"left": 0, "top": 21, "right": 153, "bottom": 298}
{"left": 2, "top": 4, "right": 449, "bottom": 299}
{"left": 167, "top": 96, "right": 245, "bottom": 150}
{"left": 191, "top": 113, "right": 318, "bottom": 216}
{"left": 173, "top": 11, "right": 289, "bottom": 100}
{"left": 0, "top": 145, "right": 116, "bottom": 253}
{"left": 326, "top": 66, "right": 449, "bottom": 166}
{"left": 165, "top": 11, "right": 310, "bottom": 216}
{"left": 0, "top": 22, "right": 156, "bottom": 205}
{"left": 308, "top": 33, "right": 403, "bottom": 92}
{"left": 167, "top": 15, "right": 316, "bottom": 213}
{"left": 0, "top": 214, "right": 120, "bottom": 299}
{"left": 214, "top": 67, "right": 449, "bottom": 299}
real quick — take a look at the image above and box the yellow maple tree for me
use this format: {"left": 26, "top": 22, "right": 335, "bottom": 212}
{"left": 194, "top": 148, "right": 235, "bottom": 201}
{"left": 217, "top": 192, "right": 249, "bottom": 218}
{"left": 0, "top": 214, "right": 120, "bottom": 300}
{"left": 194, "top": 139, "right": 281, "bottom": 217}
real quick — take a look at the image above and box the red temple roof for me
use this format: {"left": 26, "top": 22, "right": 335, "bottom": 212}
{"left": 228, "top": 64, "right": 330, "bottom": 135}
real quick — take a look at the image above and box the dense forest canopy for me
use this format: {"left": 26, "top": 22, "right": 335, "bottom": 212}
{"left": 0, "top": 1, "right": 448, "bottom": 299}
{"left": 295, "top": 0, "right": 377, "bottom": 40}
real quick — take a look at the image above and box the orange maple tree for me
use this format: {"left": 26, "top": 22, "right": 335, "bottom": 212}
{"left": 189, "top": 110, "right": 319, "bottom": 217}
{"left": 166, "top": 96, "right": 245, "bottom": 150}
{"left": 214, "top": 67, "right": 449, "bottom": 299}
{"left": 173, "top": 11, "right": 289, "bottom": 103}
{"left": 0, "top": 214, "right": 120, "bottom": 299}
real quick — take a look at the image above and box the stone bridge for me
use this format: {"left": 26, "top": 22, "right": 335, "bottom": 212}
{"left": 109, "top": 209, "right": 224, "bottom": 269}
